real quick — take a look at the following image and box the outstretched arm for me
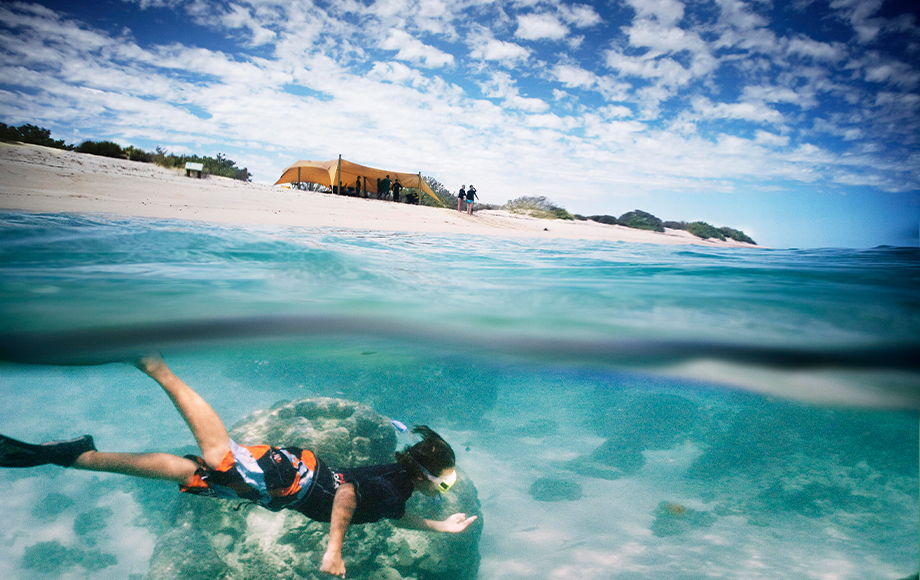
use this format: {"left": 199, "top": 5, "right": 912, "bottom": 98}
{"left": 397, "top": 512, "right": 478, "bottom": 533}
{"left": 320, "top": 483, "right": 357, "bottom": 578}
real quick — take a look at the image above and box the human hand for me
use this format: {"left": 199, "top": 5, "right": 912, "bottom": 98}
{"left": 320, "top": 549, "right": 346, "bottom": 578}
{"left": 438, "top": 513, "right": 478, "bottom": 533}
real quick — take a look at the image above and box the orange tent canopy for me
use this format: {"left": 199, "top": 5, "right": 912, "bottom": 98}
{"left": 274, "top": 157, "right": 441, "bottom": 205}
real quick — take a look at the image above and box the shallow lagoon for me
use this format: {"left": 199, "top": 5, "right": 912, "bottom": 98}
{"left": 0, "top": 212, "right": 917, "bottom": 579}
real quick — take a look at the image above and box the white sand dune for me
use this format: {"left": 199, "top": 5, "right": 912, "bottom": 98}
{"left": 0, "top": 143, "right": 757, "bottom": 247}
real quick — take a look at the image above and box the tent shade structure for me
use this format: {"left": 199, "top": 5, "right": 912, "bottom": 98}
{"left": 274, "top": 157, "right": 441, "bottom": 205}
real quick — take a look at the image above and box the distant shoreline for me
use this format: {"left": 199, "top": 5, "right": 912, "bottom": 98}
{"left": 0, "top": 143, "right": 759, "bottom": 248}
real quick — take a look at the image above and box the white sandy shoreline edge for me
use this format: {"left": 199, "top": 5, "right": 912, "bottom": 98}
{"left": 0, "top": 143, "right": 758, "bottom": 247}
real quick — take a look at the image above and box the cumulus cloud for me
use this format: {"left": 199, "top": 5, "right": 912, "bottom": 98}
{"left": 693, "top": 96, "right": 785, "bottom": 124}
{"left": 219, "top": 3, "right": 277, "bottom": 46}
{"left": 553, "top": 63, "right": 596, "bottom": 88}
{"left": 558, "top": 4, "right": 602, "bottom": 28}
{"left": 515, "top": 13, "right": 569, "bottom": 41}
{"left": 830, "top": 0, "right": 884, "bottom": 43}
{"left": 624, "top": 0, "right": 685, "bottom": 27}
{"left": 380, "top": 29, "right": 454, "bottom": 68}
{"left": 470, "top": 37, "right": 531, "bottom": 66}
{"left": 786, "top": 36, "right": 844, "bottom": 61}
{"left": 479, "top": 71, "right": 549, "bottom": 113}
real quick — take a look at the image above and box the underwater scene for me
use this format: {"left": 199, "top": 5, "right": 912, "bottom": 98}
{"left": 0, "top": 211, "right": 917, "bottom": 580}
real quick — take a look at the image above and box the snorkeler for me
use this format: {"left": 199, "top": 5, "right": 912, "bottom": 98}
{"left": 0, "top": 355, "right": 477, "bottom": 578}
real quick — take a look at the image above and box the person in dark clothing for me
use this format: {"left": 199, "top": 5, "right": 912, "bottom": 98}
{"left": 458, "top": 185, "right": 466, "bottom": 211}
{"left": 392, "top": 178, "right": 402, "bottom": 203}
{"left": 380, "top": 175, "right": 391, "bottom": 200}
{"left": 466, "top": 185, "right": 478, "bottom": 215}
{"left": 0, "top": 355, "right": 476, "bottom": 578}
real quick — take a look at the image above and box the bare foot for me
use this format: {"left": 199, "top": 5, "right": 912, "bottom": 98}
{"left": 134, "top": 353, "right": 167, "bottom": 376}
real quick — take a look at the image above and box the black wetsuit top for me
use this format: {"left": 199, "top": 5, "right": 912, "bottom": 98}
{"left": 292, "top": 460, "right": 415, "bottom": 524}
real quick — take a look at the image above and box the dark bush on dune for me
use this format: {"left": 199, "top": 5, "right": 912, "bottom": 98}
{"left": 76, "top": 140, "right": 126, "bottom": 159}
{"left": 618, "top": 209, "right": 665, "bottom": 232}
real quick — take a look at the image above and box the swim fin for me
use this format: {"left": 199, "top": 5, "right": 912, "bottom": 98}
{"left": 0, "top": 434, "right": 96, "bottom": 468}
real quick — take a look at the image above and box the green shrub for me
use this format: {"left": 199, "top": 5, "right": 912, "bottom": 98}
{"left": 686, "top": 221, "right": 726, "bottom": 240}
{"left": 152, "top": 148, "right": 250, "bottom": 181}
{"left": 662, "top": 221, "right": 687, "bottom": 230}
{"left": 76, "top": 140, "right": 125, "bottom": 159}
{"left": 0, "top": 123, "right": 69, "bottom": 149}
{"left": 588, "top": 215, "right": 619, "bottom": 225}
{"left": 419, "top": 175, "right": 452, "bottom": 207}
{"left": 719, "top": 227, "right": 756, "bottom": 245}
{"left": 504, "top": 196, "right": 574, "bottom": 220}
{"left": 618, "top": 210, "right": 664, "bottom": 232}
{"left": 123, "top": 145, "right": 153, "bottom": 162}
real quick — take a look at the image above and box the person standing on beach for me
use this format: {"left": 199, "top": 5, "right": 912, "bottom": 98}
{"left": 458, "top": 185, "right": 466, "bottom": 212}
{"left": 466, "top": 185, "right": 478, "bottom": 215}
{"left": 0, "top": 354, "right": 477, "bottom": 578}
{"left": 380, "top": 175, "right": 391, "bottom": 201}
{"left": 392, "top": 178, "right": 402, "bottom": 203}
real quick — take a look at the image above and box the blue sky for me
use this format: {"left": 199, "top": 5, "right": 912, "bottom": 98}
{"left": 1, "top": 0, "right": 918, "bottom": 248}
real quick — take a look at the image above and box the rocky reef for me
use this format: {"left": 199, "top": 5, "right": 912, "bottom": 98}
{"left": 144, "top": 397, "right": 483, "bottom": 580}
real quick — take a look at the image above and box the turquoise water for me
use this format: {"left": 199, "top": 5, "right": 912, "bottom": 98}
{"left": 0, "top": 211, "right": 917, "bottom": 579}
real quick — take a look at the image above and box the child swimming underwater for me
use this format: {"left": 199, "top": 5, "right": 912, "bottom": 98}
{"left": 0, "top": 354, "right": 477, "bottom": 578}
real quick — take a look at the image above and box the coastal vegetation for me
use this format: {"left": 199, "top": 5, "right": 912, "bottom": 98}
{"left": 502, "top": 195, "right": 756, "bottom": 245}
{"left": 0, "top": 123, "right": 68, "bottom": 149}
{"left": 1, "top": 122, "right": 250, "bottom": 181}
{"left": 504, "top": 196, "right": 575, "bottom": 220}
{"left": 420, "top": 176, "right": 453, "bottom": 208}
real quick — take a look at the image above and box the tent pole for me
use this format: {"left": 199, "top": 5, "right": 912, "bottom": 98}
{"left": 417, "top": 172, "right": 422, "bottom": 205}
{"left": 336, "top": 155, "right": 342, "bottom": 194}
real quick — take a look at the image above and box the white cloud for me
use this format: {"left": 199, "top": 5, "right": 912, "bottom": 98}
{"left": 830, "top": 0, "right": 884, "bottom": 43}
{"left": 515, "top": 13, "right": 569, "bottom": 41}
{"left": 524, "top": 112, "right": 567, "bottom": 129}
{"left": 471, "top": 38, "right": 531, "bottom": 66}
{"left": 859, "top": 55, "right": 920, "bottom": 88}
{"left": 693, "top": 97, "right": 785, "bottom": 124}
{"left": 219, "top": 4, "right": 277, "bottom": 46}
{"left": 558, "top": 4, "right": 602, "bottom": 28}
{"left": 479, "top": 71, "right": 549, "bottom": 112}
{"left": 624, "top": 0, "right": 685, "bottom": 27}
{"left": 742, "top": 85, "right": 811, "bottom": 108}
{"left": 754, "top": 130, "right": 790, "bottom": 147}
{"left": 605, "top": 50, "right": 694, "bottom": 88}
{"left": 553, "top": 63, "right": 595, "bottom": 88}
{"left": 380, "top": 29, "right": 454, "bottom": 68}
{"left": 786, "top": 36, "right": 844, "bottom": 61}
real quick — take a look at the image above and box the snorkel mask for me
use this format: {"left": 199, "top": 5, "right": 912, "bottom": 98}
{"left": 412, "top": 457, "right": 457, "bottom": 493}
{"left": 393, "top": 420, "right": 457, "bottom": 493}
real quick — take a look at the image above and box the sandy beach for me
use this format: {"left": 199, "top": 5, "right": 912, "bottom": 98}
{"left": 0, "top": 143, "right": 756, "bottom": 247}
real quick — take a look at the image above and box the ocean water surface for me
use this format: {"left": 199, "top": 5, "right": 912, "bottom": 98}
{"left": 0, "top": 211, "right": 917, "bottom": 579}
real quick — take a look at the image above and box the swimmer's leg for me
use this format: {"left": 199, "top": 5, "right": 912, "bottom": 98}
{"left": 73, "top": 450, "right": 197, "bottom": 484}
{"left": 0, "top": 434, "right": 198, "bottom": 484}
{"left": 135, "top": 354, "right": 231, "bottom": 469}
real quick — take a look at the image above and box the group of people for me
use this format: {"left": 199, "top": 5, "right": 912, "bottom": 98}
{"left": 374, "top": 175, "right": 404, "bottom": 202}
{"left": 336, "top": 175, "right": 415, "bottom": 204}
{"left": 457, "top": 185, "right": 478, "bottom": 214}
